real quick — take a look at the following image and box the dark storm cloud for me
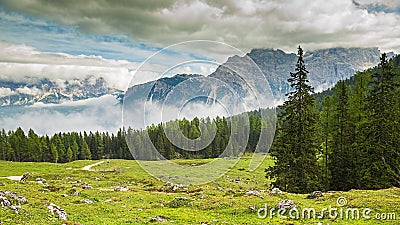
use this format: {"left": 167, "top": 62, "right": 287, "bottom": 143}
{"left": 1, "top": 0, "right": 399, "bottom": 52}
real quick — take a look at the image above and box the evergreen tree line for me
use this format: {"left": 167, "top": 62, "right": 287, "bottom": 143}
{"left": 126, "top": 112, "right": 275, "bottom": 160}
{"left": 0, "top": 129, "right": 130, "bottom": 163}
{"left": 267, "top": 47, "right": 400, "bottom": 193}
{"left": 0, "top": 110, "right": 275, "bottom": 162}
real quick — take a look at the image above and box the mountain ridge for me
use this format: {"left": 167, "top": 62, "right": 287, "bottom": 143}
{"left": 124, "top": 47, "right": 386, "bottom": 108}
{"left": 0, "top": 47, "right": 391, "bottom": 107}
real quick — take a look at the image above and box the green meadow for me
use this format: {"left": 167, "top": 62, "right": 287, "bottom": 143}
{"left": 0, "top": 154, "right": 398, "bottom": 224}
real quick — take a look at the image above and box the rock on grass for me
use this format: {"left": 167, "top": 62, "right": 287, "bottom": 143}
{"left": 150, "top": 215, "right": 167, "bottom": 222}
{"left": 48, "top": 203, "right": 68, "bottom": 220}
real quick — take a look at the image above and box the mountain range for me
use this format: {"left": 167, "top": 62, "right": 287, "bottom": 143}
{"left": 0, "top": 76, "right": 123, "bottom": 106}
{"left": 0, "top": 47, "right": 390, "bottom": 108}
{"left": 124, "top": 47, "right": 387, "bottom": 110}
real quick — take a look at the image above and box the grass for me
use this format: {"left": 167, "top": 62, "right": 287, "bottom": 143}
{"left": 0, "top": 154, "right": 398, "bottom": 224}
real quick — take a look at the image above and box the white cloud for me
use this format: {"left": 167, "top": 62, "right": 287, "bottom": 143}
{"left": 16, "top": 86, "right": 42, "bottom": 96}
{"left": 0, "top": 87, "right": 15, "bottom": 97}
{"left": 1, "top": 0, "right": 400, "bottom": 53}
{"left": 0, "top": 95, "right": 122, "bottom": 135}
{"left": 30, "top": 94, "right": 119, "bottom": 108}
{"left": 0, "top": 41, "right": 170, "bottom": 90}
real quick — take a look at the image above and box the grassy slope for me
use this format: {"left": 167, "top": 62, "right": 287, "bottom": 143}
{"left": 0, "top": 155, "right": 398, "bottom": 224}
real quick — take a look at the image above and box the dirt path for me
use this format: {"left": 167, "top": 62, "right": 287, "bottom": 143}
{"left": 1, "top": 175, "right": 23, "bottom": 181}
{"left": 82, "top": 161, "right": 105, "bottom": 171}
{"left": 1, "top": 161, "right": 105, "bottom": 180}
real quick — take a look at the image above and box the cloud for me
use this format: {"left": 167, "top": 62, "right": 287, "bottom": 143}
{"left": 15, "top": 86, "right": 42, "bottom": 95}
{"left": 0, "top": 95, "right": 122, "bottom": 135}
{"left": 1, "top": 0, "right": 400, "bottom": 53}
{"left": 0, "top": 87, "right": 14, "bottom": 97}
{"left": 0, "top": 41, "right": 159, "bottom": 90}
{"left": 0, "top": 40, "right": 228, "bottom": 90}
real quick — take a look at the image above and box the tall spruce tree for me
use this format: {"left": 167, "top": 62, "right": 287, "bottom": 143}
{"left": 321, "top": 95, "right": 334, "bottom": 190}
{"left": 267, "top": 46, "right": 321, "bottom": 193}
{"left": 359, "top": 53, "right": 400, "bottom": 189}
{"left": 328, "top": 81, "right": 357, "bottom": 190}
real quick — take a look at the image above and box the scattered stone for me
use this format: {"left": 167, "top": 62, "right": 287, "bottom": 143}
{"left": 235, "top": 177, "right": 241, "bottom": 182}
{"left": 165, "top": 181, "right": 174, "bottom": 187}
{"left": 227, "top": 188, "right": 234, "bottom": 193}
{"left": 19, "top": 172, "right": 30, "bottom": 184}
{"left": 69, "top": 180, "right": 81, "bottom": 185}
{"left": 1, "top": 192, "right": 24, "bottom": 213}
{"left": 82, "top": 199, "right": 94, "bottom": 204}
{"left": 114, "top": 186, "right": 129, "bottom": 192}
{"left": 276, "top": 199, "right": 296, "bottom": 210}
{"left": 61, "top": 194, "right": 68, "bottom": 197}
{"left": 307, "top": 191, "right": 323, "bottom": 199}
{"left": 94, "top": 177, "right": 101, "bottom": 181}
{"left": 270, "top": 187, "right": 283, "bottom": 195}
{"left": 0, "top": 196, "right": 12, "bottom": 208}
{"left": 217, "top": 187, "right": 224, "bottom": 191}
{"left": 249, "top": 205, "right": 256, "bottom": 211}
{"left": 104, "top": 199, "right": 112, "bottom": 203}
{"left": 9, "top": 195, "right": 27, "bottom": 204}
{"left": 245, "top": 190, "right": 263, "bottom": 198}
{"left": 73, "top": 191, "right": 80, "bottom": 196}
{"left": 36, "top": 178, "right": 47, "bottom": 185}
{"left": 36, "top": 178, "right": 46, "bottom": 182}
{"left": 7, "top": 205, "right": 21, "bottom": 214}
{"left": 172, "top": 184, "right": 184, "bottom": 192}
{"left": 163, "top": 181, "right": 185, "bottom": 192}
{"left": 81, "top": 184, "right": 92, "bottom": 189}
{"left": 151, "top": 215, "right": 167, "bottom": 222}
{"left": 48, "top": 203, "right": 68, "bottom": 220}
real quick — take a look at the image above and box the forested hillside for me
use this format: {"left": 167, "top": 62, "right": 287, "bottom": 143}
{"left": 267, "top": 50, "right": 400, "bottom": 193}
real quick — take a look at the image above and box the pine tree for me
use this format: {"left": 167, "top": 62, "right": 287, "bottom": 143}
{"left": 321, "top": 96, "right": 334, "bottom": 190}
{"left": 266, "top": 46, "right": 321, "bottom": 193}
{"left": 50, "top": 144, "right": 58, "bottom": 163}
{"left": 51, "top": 134, "right": 65, "bottom": 162}
{"left": 66, "top": 147, "right": 73, "bottom": 162}
{"left": 359, "top": 53, "right": 400, "bottom": 189}
{"left": 28, "top": 129, "right": 42, "bottom": 162}
{"left": 80, "top": 141, "right": 92, "bottom": 160}
{"left": 328, "top": 81, "right": 357, "bottom": 190}
{"left": 71, "top": 138, "right": 79, "bottom": 161}
{"left": 0, "top": 129, "right": 7, "bottom": 161}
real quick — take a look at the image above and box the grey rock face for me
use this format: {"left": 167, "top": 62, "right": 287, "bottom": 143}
{"left": 124, "top": 47, "right": 382, "bottom": 107}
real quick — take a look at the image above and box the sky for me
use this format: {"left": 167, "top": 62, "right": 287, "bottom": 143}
{"left": 1, "top": 0, "right": 400, "bottom": 87}
{"left": 0, "top": 0, "right": 400, "bottom": 133}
